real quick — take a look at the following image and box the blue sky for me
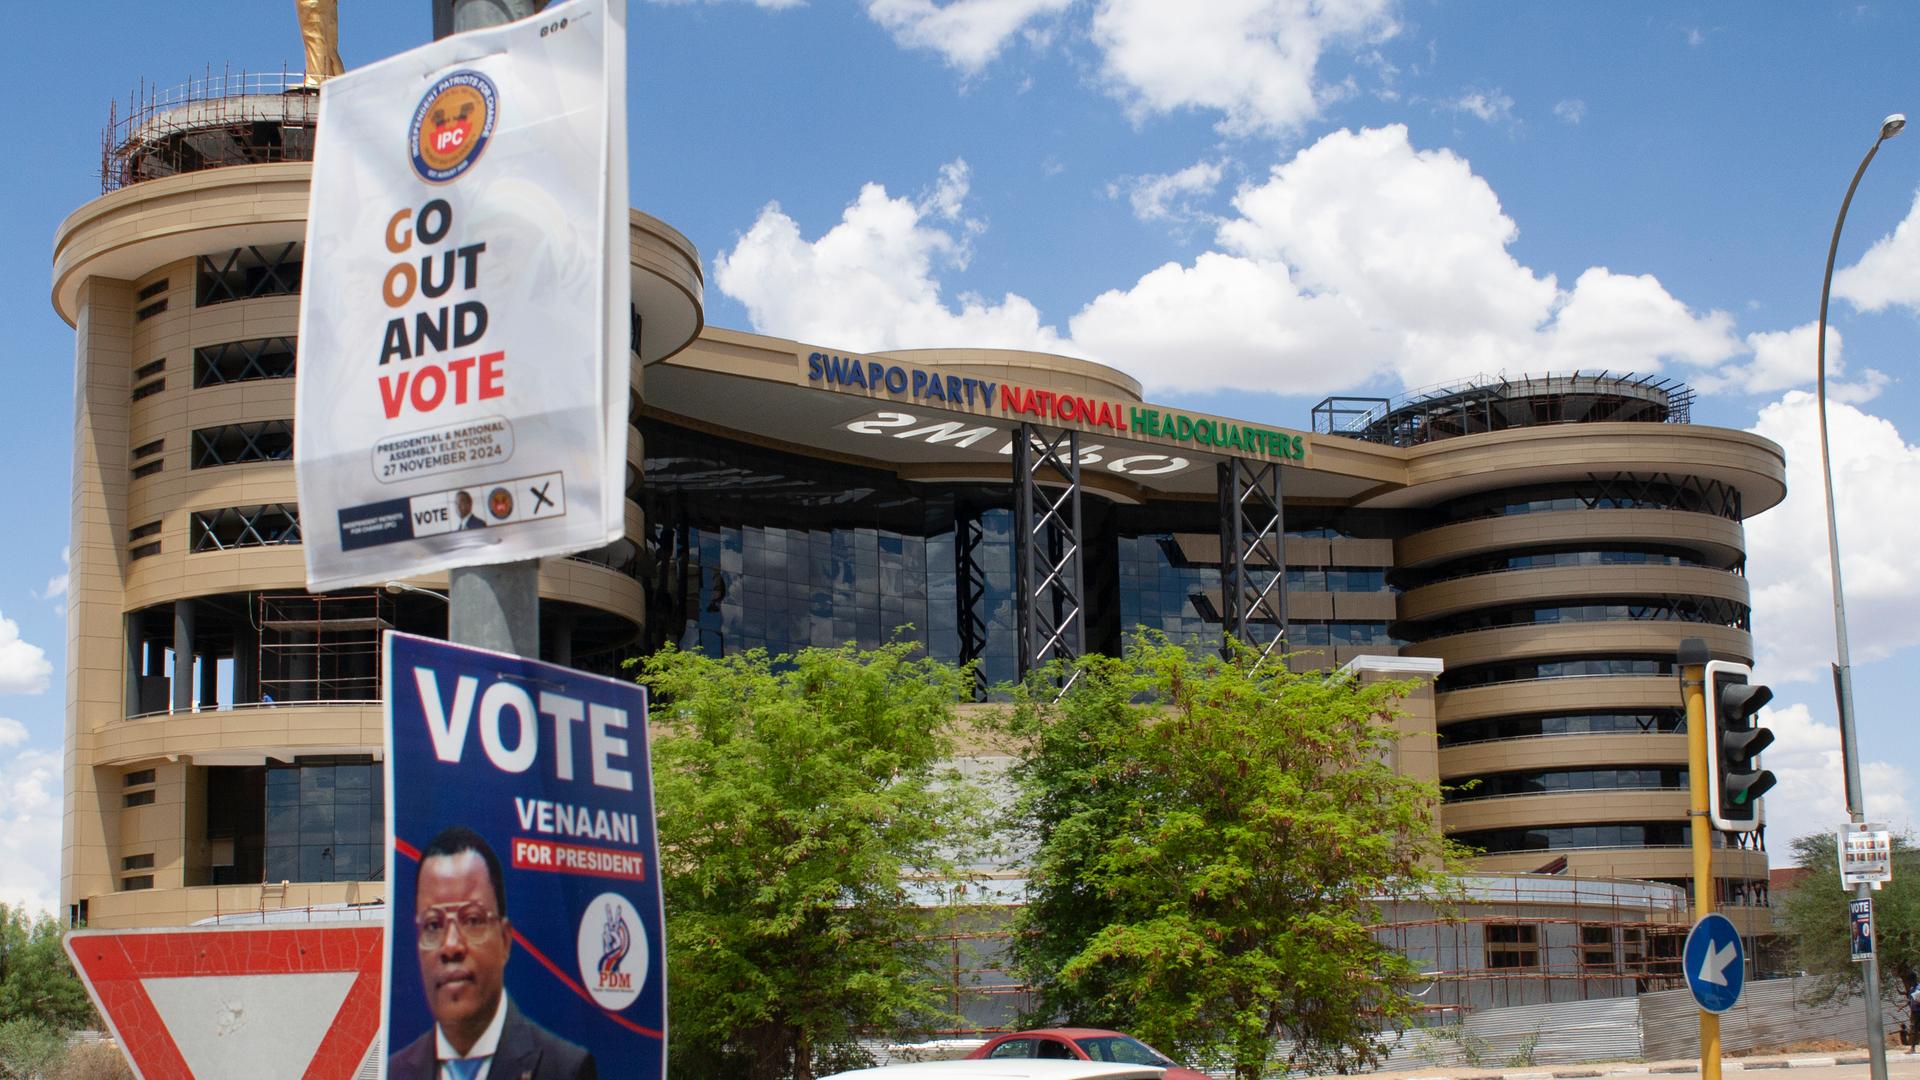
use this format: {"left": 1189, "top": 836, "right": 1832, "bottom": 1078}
{"left": 2, "top": 1, "right": 1919, "bottom": 911}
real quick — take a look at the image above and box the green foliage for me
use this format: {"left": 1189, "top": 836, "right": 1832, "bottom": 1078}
{"left": 1003, "top": 637, "right": 1463, "bottom": 1079}
{"left": 0, "top": 1018, "right": 63, "bottom": 1080}
{"left": 0, "top": 905, "right": 94, "bottom": 1034}
{"left": 640, "top": 641, "right": 989, "bottom": 1080}
{"left": 1778, "top": 831, "right": 1920, "bottom": 1005}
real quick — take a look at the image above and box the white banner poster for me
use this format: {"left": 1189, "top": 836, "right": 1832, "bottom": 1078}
{"left": 297, "top": 0, "right": 630, "bottom": 591}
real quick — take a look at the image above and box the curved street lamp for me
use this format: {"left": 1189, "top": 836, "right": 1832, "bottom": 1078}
{"left": 1814, "top": 112, "right": 1903, "bottom": 1080}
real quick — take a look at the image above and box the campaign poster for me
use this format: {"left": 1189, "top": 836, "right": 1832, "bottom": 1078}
{"left": 382, "top": 632, "right": 664, "bottom": 1080}
{"left": 296, "top": 0, "right": 631, "bottom": 591}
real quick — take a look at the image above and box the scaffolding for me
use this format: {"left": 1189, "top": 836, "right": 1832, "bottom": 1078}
{"left": 1372, "top": 875, "right": 1694, "bottom": 1016}
{"left": 102, "top": 65, "right": 317, "bottom": 193}
{"left": 1313, "top": 372, "right": 1694, "bottom": 448}
{"left": 255, "top": 592, "right": 392, "bottom": 705}
{"left": 918, "top": 874, "right": 1703, "bottom": 1036}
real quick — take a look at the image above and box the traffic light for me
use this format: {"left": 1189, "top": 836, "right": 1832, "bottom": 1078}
{"left": 1704, "top": 659, "right": 1775, "bottom": 831}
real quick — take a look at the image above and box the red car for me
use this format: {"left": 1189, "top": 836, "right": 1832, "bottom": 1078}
{"left": 965, "top": 1028, "right": 1208, "bottom": 1079}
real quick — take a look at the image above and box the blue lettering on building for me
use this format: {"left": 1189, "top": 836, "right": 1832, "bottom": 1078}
{"left": 807, "top": 351, "right": 995, "bottom": 409}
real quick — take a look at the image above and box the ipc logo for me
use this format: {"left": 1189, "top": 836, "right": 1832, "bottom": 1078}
{"left": 576, "top": 891, "right": 646, "bottom": 1011}
{"left": 409, "top": 70, "right": 498, "bottom": 184}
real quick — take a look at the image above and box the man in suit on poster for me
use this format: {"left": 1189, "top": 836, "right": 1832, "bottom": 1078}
{"left": 391, "top": 827, "right": 597, "bottom": 1080}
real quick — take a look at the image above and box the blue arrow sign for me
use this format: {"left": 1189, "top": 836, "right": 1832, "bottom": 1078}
{"left": 1683, "top": 912, "right": 1745, "bottom": 1013}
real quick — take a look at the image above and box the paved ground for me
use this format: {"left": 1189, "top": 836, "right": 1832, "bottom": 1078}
{"left": 1322, "top": 1049, "right": 1920, "bottom": 1080}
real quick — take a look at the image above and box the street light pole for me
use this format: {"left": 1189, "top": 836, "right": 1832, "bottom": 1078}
{"left": 1814, "top": 111, "right": 1904, "bottom": 1080}
{"left": 432, "top": 1, "right": 548, "bottom": 661}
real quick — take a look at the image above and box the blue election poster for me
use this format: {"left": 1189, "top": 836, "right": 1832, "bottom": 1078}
{"left": 382, "top": 632, "right": 664, "bottom": 1080}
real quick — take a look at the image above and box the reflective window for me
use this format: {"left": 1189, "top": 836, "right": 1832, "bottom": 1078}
{"left": 195, "top": 337, "right": 298, "bottom": 387}
{"left": 192, "top": 421, "right": 294, "bottom": 468}
{"left": 1415, "top": 597, "right": 1750, "bottom": 638}
{"left": 1443, "top": 710, "right": 1684, "bottom": 744}
{"left": 1438, "top": 478, "right": 1741, "bottom": 522}
{"left": 197, "top": 245, "right": 302, "bottom": 306}
{"left": 1446, "top": 766, "right": 1687, "bottom": 802}
{"left": 263, "top": 758, "right": 383, "bottom": 884}
{"left": 1452, "top": 822, "right": 1705, "bottom": 853}
{"left": 1439, "top": 656, "right": 1677, "bottom": 690}
{"left": 190, "top": 505, "right": 302, "bottom": 551}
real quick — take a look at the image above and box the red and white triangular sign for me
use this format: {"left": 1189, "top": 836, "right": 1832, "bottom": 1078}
{"left": 65, "top": 925, "right": 382, "bottom": 1080}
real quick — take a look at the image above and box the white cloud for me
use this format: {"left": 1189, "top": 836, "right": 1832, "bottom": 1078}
{"left": 1552, "top": 98, "right": 1585, "bottom": 124}
{"left": 864, "top": 0, "right": 1074, "bottom": 73}
{"left": 38, "top": 546, "right": 68, "bottom": 617}
{"left": 1069, "top": 253, "right": 1388, "bottom": 397}
{"left": 716, "top": 128, "right": 1744, "bottom": 398}
{"left": 0, "top": 717, "right": 24, "bottom": 748}
{"left": 1108, "top": 159, "right": 1225, "bottom": 224}
{"left": 1746, "top": 393, "right": 1920, "bottom": 684}
{"left": 1445, "top": 88, "right": 1515, "bottom": 126}
{"left": 1832, "top": 189, "right": 1920, "bottom": 315}
{"left": 0, "top": 612, "right": 52, "bottom": 695}
{"left": 1692, "top": 320, "right": 1887, "bottom": 403}
{"left": 0, "top": 746, "right": 60, "bottom": 916}
{"left": 713, "top": 160, "right": 1065, "bottom": 353}
{"left": 642, "top": 0, "right": 802, "bottom": 8}
{"left": 1090, "top": 0, "right": 1399, "bottom": 138}
{"left": 1094, "top": 125, "right": 1738, "bottom": 392}
{"left": 1757, "top": 702, "right": 1912, "bottom": 847}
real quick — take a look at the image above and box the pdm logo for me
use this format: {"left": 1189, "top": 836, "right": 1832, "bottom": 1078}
{"left": 576, "top": 891, "right": 646, "bottom": 1011}
{"left": 409, "top": 70, "right": 498, "bottom": 184}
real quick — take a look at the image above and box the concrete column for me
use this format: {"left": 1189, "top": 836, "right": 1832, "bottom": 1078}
{"left": 172, "top": 600, "right": 195, "bottom": 713}
{"left": 198, "top": 648, "right": 219, "bottom": 709}
{"left": 125, "top": 615, "right": 143, "bottom": 718}
{"left": 235, "top": 610, "right": 260, "bottom": 705}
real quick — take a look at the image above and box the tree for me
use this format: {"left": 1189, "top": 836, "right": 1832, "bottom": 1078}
{"left": 0, "top": 903, "right": 99, "bottom": 1080}
{"left": 1003, "top": 637, "right": 1462, "bottom": 1079}
{"left": 0, "top": 904, "right": 93, "bottom": 1033}
{"left": 1777, "top": 831, "right": 1920, "bottom": 1004}
{"left": 640, "top": 641, "right": 989, "bottom": 1080}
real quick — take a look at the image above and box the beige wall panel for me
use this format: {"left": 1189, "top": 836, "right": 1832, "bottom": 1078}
{"left": 1286, "top": 537, "right": 1331, "bottom": 566}
{"left": 1436, "top": 675, "right": 1679, "bottom": 727}
{"left": 1287, "top": 592, "right": 1333, "bottom": 620}
{"left": 1332, "top": 591, "right": 1397, "bottom": 621}
{"left": 1407, "top": 622, "right": 1752, "bottom": 669}
{"left": 1439, "top": 733, "right": 1689, "bottom": 779}
{"left": 1468, "top": 847, "right": 1765, "bottom": 881}
{"left": 1393, "top": 425, "right": 1787, "bottom": 515}
{"left": 1443, "top": 790, "right": 1689, "bottom": 834}
{"left": 1400, "top": 565, "right": 1751, "bottom": 623}
{"left": 85, "top": 881, "right": 388, "bottom": 931}
{"left": 94, "top": 704, "right": 383, "bottom": 768}
{"left": 1398, "top": 509, "right": 1748, "bottom": 569}
{"left": 1328, "top": 537, "right": 1393, "bottom": 565}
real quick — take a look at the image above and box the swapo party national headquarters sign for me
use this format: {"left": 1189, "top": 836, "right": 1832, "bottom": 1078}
{"left": 383, "top": 632, "right": 665, "bottom": 1080}
{"left": 297, "top": 1, "right": 631, "bottom": 590}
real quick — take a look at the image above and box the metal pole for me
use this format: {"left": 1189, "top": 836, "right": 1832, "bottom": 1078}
{"left": 1816, "top": 117, "right": 1903, "bottom": 1079}
{"left": 434, "top": 2, "right": 545, "bottom": 661}
{"left": 1680, "top": 640, "right": 1720, "bottom": 1080}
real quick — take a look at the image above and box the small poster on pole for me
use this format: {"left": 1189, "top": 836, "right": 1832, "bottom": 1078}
{"left": 1850, "top": 897, "right": 1875, "bottom": 962}
{"left": 1838, "top": 823, "right": 1893, "bottom": 888}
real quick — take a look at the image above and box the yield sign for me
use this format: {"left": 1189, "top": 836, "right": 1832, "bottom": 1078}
{"left": 64, "top": 925, "right": 382, "bottom": 1080}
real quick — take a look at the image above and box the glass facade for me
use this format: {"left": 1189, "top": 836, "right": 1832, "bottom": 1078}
{"left": 638, "top": 419, "right": 1402, "bottom": 677}
{"left": 205, "top": 757, "right": 384, "bottom": 886}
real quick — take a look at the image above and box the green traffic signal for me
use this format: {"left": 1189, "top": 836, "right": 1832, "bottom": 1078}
{"left": 1704, "top": 659, "right": 1774, "bottom": 831}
